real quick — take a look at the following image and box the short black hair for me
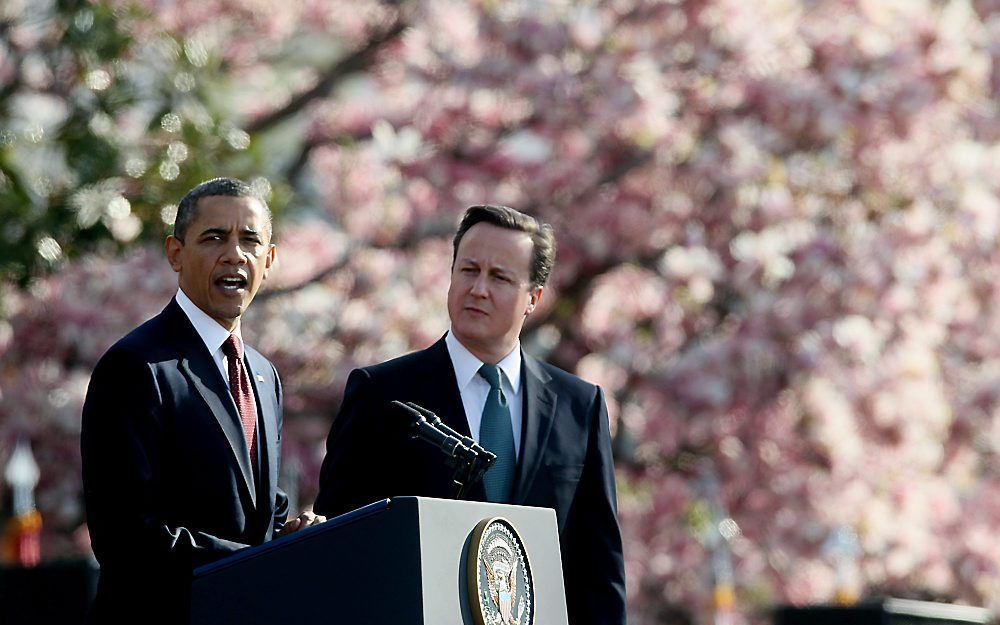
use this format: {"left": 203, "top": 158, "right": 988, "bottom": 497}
{"left": 173, "top": 177, "right": 271, "bottom": 241}
{"left": 452, "top": 205, "right": 556, "bottom": 288}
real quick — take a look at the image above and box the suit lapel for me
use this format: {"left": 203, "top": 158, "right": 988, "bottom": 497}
{"left": 168, "top": 301, "right": 257, "bottom": 507}
{"left": 511, "top": 352, "right": 557, "bottom": 504}
{"left": 420, "top": 337, "right": 471, "bottom": 437}
{"left": 414, "top": 337, "right": 485, "bottom": 499}
{"left": 246, "top": 349, "right": 277, "bottom": 515}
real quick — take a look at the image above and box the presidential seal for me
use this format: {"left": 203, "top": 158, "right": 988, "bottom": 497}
{"left": 467, "top": 517, "right": 535, "bottom": 625}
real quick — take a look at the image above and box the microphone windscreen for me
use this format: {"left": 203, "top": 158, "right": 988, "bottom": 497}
{"left": 390, "top": 400, "right": 425, "bottom": 424}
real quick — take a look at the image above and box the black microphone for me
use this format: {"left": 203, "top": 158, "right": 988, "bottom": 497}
{"left": 401, "top": 402, "right": 497, "bottom": 465}
{"left": 403, "top": 402, "right": 477, "bottom": 450}
{"left": 389, "top": 400, "right": 497, "bottom": 499}
{"left": 391, "top": 400, "right": 465, "bottom": 457}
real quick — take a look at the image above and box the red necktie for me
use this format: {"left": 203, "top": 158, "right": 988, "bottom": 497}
{"left": 222, "top": 334, "right": 258, "bottom": 466}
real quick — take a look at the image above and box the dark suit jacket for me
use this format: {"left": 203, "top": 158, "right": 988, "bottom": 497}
{"left": 81, "top": 299, "right": 288, "bottom": 625}
{"left": 314, "top": 336, "right": 626, "bottom": 625}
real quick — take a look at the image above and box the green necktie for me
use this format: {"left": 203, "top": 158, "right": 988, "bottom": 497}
{"left": 478, "top": 363, "right": 516, "bottom": 502}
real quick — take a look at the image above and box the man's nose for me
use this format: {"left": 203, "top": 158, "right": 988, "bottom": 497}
{"left": 470, "top": 273, "right": 489, "bottom": 296}
{"left": 221, "top": 237, "right": 246, "bottom": 264}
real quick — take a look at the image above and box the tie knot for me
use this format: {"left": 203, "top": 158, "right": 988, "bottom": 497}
{"left": 222, "top": 334, "right": 243, "bottom": 359}
{"left": 478, "top": 363, "right": 503, "bottom": 391}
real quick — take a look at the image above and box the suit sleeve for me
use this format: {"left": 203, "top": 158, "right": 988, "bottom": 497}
{"left": 314, "top": 368, "right": 388, "bottom": 518}
{"left": 562, "top": 385, "right": 627, "bottom": 625}
{"left": 81, "top": 347, "right": 248, "bottom": 574}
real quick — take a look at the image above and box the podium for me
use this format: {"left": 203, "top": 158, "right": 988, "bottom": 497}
{"left": 192, "top": 496, "right": 569, "bottom": 625}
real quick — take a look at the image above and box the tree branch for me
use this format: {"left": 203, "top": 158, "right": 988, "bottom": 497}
{"left": 258, "top": 252, "right": 352, "bottom": 301}
{"left": 244, "top": 18, "right": 408, "bottom": 134}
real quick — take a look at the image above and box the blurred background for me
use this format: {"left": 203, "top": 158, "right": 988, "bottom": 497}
{"left": 3, "top": 0, "right": 1000, "bottom": 623}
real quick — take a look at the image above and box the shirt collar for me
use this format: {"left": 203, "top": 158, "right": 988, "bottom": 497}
{"left": 445, "top": 330, "right": 522, "bottom": 394}
{"left": 175, "top": 287, "right": 242, "bottom": 355}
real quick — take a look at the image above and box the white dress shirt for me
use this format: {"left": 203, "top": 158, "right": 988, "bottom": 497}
{"left": 175, "top": 289, "right": 261, "bottom": 477}
{"left": 175, "top": 288, "right": 245, "bottom": 389}
{"left": 445, "top": 330, "right": 523, "bottom": 459}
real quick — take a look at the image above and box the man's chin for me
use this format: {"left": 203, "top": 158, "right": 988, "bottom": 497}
{"left": 452, "top": 327, "right": 499, "bottom": 349}
{"left": 451, "top": 323, "right": 486, "bottom": 341}
{"left": 208, "top": 305, "right": 244, "bottom": 329}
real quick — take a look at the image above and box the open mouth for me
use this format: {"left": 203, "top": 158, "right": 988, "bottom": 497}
{"left": 216, "top": 274, "right": 248, "bottom": 293}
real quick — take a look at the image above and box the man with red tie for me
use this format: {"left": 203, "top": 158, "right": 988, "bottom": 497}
{"left": 81, "top": 178, "right": 321, "bottom": 625}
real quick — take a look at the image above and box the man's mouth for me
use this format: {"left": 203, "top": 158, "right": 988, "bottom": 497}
{"left": 216, "top": 274, "right": 248, "bottom": 292}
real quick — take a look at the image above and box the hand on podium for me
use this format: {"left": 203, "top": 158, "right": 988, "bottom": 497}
{"left": 276, "top": 510, "right": 325, "bottom": 536}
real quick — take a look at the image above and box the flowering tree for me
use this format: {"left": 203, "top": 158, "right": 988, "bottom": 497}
{"left": 4, "top": 1, "right": 1000, "bottom": 623}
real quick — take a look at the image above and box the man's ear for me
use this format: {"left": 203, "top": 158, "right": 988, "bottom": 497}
{"left": 261, "top": 244, "right": 276, "bottom": 280}
{"left": 525, "top": 285, "right": 543, "bottom": 316}
{"left": 165, "top": 236, "right": 183, "bottom": 273}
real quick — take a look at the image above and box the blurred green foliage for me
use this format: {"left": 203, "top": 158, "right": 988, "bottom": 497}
{"left": 0, "top": 1, "right": 291, "bottom": 285}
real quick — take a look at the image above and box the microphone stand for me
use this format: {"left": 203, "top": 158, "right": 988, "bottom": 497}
{"left": 391, "top": 400, "right": 497, "bottom": 499}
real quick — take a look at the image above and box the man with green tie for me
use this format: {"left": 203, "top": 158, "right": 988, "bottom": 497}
{"left": 315, "top": 204, "right": 626, "bottom": 625}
